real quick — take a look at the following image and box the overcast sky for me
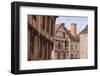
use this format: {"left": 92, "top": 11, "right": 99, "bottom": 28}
{"left": 55, "top": 16, "right": 88, "bottom": 33}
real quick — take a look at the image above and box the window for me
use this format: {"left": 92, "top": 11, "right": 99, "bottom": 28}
{"left": 75, "top": 45, "right": 77, "bottom": 49}
{"left": 57, "top": 53, "right": 60, "bottom": 59}
{"left": 66, "top": 54, "right": 69, "bottom": 59}
{"left": 71, "top": 54, "right": 73, "bottom": 59}
{"left": 32, "top": 15, "right": 36, "bottom": 21}
{"left": 63, "top": 53, "right": 66, "bottom": 59}
{"left": 63, "top": 32, "right": 65, "bottom": 38}
{"left": 65, "top": 41, "right": 69, "bottom": 48}
{"left": 76, "top": 54, "right": 78, "bottom": 58}
{"left": 71, "top": 44, "right": 73, "bottom": 49}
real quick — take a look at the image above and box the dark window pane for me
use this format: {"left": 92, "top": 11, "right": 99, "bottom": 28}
{"left": 71, "top": 54, "right": 73, "bottom": 59}
{"left": 63, "top": 53, "right": 66, "bottom": 59}
{"left": 63, "top": 32, "right": 65, "bottom": 37}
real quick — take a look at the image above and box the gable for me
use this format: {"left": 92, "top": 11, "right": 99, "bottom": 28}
{"left": 59, "top": 25, "right": 66, "bottom": 32}
{"left": 55, "top": 25, "right": 70, "bottom": 39}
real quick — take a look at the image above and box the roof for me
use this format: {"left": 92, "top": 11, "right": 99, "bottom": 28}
{"left": 55, "top": 23, "right": 79, "bottom": 42}
{"left": 80, "top": 25, "right": 88, "bottom": 34}
{"left": 55, "top": 24, "right": 61, "bottom": 33}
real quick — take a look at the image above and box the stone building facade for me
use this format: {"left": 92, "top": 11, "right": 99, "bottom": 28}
{"left": 80, "top": 25, "right": 88, "bottom": 59}
{"left": 28, "top": 15, "right": 57, "bottom": 60}
{"left": 52, "top": 23, "right": 80, "bottom": 59}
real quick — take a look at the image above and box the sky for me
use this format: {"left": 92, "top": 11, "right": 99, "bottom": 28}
{"left": 55, "top": 16, "right": 88, "bottom": 33}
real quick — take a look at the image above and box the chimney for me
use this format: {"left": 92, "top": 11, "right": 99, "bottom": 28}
{"left": 71, "top": 23, "right": 77, "bottom": 36}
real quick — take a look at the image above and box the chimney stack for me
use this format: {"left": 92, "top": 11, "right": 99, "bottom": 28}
{"left": 71, "top": 23, "right": 77, "bottom": 36}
